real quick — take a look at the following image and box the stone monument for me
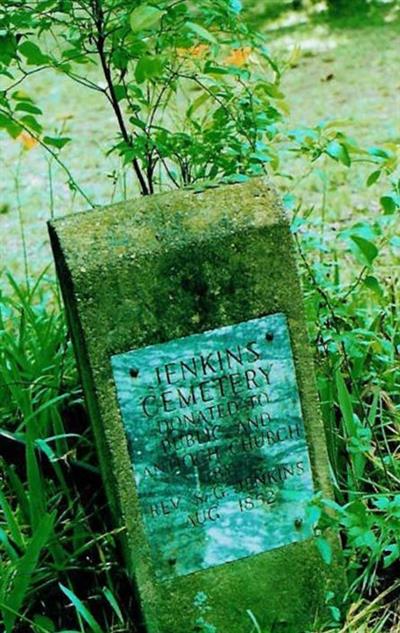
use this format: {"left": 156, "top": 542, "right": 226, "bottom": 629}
{"left": 49, "top": 178, "right": 342, "bottom": 633}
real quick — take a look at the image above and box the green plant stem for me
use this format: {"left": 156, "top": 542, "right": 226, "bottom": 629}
{"left": 15, "top": 151, "right": 29, "bottom": 286}
{"left": 47, "top": 156, "right": 55, "bottom": 220}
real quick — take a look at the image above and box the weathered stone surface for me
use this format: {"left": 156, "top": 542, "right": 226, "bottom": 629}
{"left": 49, "top": 177, "right": 343, "bottom": 633}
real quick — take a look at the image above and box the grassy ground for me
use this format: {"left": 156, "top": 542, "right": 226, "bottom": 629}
{"left": 278, "top": 18, "right": 399, "bottom": 145}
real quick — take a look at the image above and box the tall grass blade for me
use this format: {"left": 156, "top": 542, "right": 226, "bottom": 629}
{"left": 59, "top": 584, "right": 104, "bottom": 633}
{"left": 335, "top": 369, "right": 367, "bottom": 489}
{"left": 2, "top": 512, "right": 55, "bottom": 632}
{"left": 102, "top": 587, "right": 123, "bottom": 624}
{"left": 0, "top": 485, "right": 24, "bottom": 549}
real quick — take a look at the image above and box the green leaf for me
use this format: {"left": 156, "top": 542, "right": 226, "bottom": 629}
{"left": 380, "top": 195, "right": 397, "bottom": 215}
{"left": 384, "top": 544, "right": 400, "bottom": 568}
{"left": 102, "top": 587, "right": 123, "bottom": 623}
{"left": 12, "top": 90, "right": 34, "bottom": 102}
{"left": 316, "top": 537, "right": 332, "bottom": 565}
{"left": 329, "top": 606, "right": 342, "bottom": 623}
{"left": 0, "top": 112, "right": 11, "bottom": 128}
{"left": 25, "top": 418, "right": 45, "bottom": 530}
{"left": 224, "top": 173, "right": 249, "bottom": 184}
{"left": 326, "top": 140, "right": 351, "bottom": 167}
{"left": 33, "top": 614, "right": 55, "bottom": 632}
{"left": 36, "top": 0, "right": 59, "bottom": 9}
{"left": 350, "top": 235, "right": 378, "bottom": 266}
{"left": 0, "top": 487, "right": 24, "bottom": 549}
{"left": 366, "top": 169, "right": 381, "bottom": 186}
{"left": 186, "top": 21, "right": 218, "bottom": 44}
{"left": 363, "top": 275, "right": 382, "bottom": 297}
{"left": 129, "top": 116, "right": 146, "bottom": 131}
{"left": 135, "top": 56, "right": 164, "bottom": 83}
{"left": 0, "top": 527, "right": 18, "bottom": 561}
{"left": 0, "top": 113, "right": 22, "bottom": 138}
{"left": 3, "top": 513, "right": 55, "bottom": 633}
{"left": 367, "top": 146, "right": 390, "bottom": 159}
{"left": 306, "top": 503, "right": 322, "bottom": 525}
{"left": 186, "top": 92, "right": 210, "bottom": 118}
{"left": 59, "top": 584, "right": 104, "bottom": 633}
{"left": 258, "top": 82, "right": 285, "bottom": 100}
{"left": 113, "top": 84, "right": 126, "bottom": 102}
{"left": 43, "top": 135, "right": 71, "bottom": 149}
{"left": 20, "top": 114, "right": 42, "bottom": 134}
{"left": 18, "top": 41, "right": 49, "bottom": 65}
{"left": 335, "top": 370, "right": 357, "bottom": 437}
{"left": 130, "top": 5, "right": 164, "bottom": 32}
{"left": 15, "top": 102, "right": 42, "bottom": 115}
{"left": 335, "top": 372, "right": 367, "bottom": 484}
{"left": 0, "top": 33, "right": 17, "bottom": 64}
{"left": 203, "top": 61, "right": 230, "bottom": 75}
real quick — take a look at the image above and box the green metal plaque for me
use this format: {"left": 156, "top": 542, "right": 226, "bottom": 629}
{"left": 111, "top": 313, "right": 314, "bottom": 580}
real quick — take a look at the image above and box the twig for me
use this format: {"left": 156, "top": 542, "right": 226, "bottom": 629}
{"left": 91, "top": 0, "right": 150, "bottom": 195}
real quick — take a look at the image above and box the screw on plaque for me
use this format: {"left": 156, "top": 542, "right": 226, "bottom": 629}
{"left": 265, "top": 332, "right": 274, "bottom": 342}
{"left": 129, "top": 367, "right": 139, "bottom": 378}
{"left": 168, "top": 557, "right": 177, "bottom": 566}
{"left": 294, "top": 518, "right": 303, "bottom": 529}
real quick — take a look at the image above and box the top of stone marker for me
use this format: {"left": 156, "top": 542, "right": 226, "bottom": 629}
{"left": 49, "top": 178, "right": 285, "bottom": 269}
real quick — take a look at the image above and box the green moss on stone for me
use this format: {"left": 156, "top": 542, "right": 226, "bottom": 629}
{"left": 49, "top": 177, "right": 344, "bottom": 633}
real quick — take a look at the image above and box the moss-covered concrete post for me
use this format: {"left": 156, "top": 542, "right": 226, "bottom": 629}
{"left": 49, "top": 178, "right": 343, "bottom": 633}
